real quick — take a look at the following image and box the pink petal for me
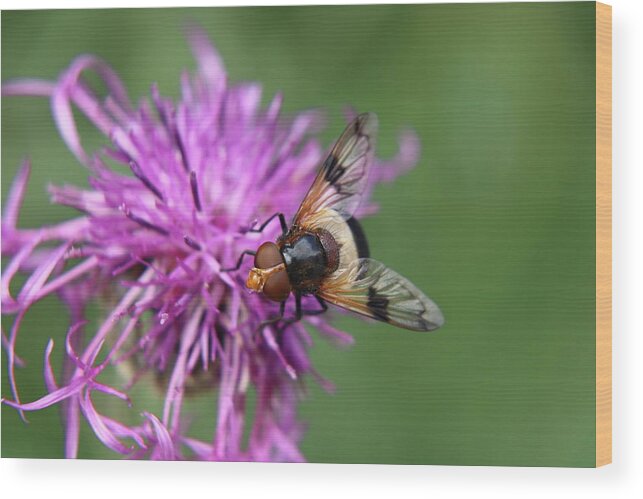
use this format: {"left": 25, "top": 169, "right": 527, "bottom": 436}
{"left": 143, "top": 412, "right": 175, "bottom": 460}
{"left": 2, "top": 79, "right": 55, "bottom": 96}
{"left": 1, "top": 329, "right": 25, "bottom": 367}
{"left": 2, "top": 159, "right": 31, "bottom": 229}
{"left": 3, "top": 376, "right": 86, "bottom": 411}
{"left": 1, "top": 235, "right": 41, "bottom": 312}
{"left": 51, "top": 55, "right": 132, "bottom": 164}
{"left": 33, "top": 256, "right": 99, "bottom": 303}
{"left": 43, "top": 339, "right": 59, "bottom": 392}
{"left": 102, "top": 416, "right": 147, "bottom": 449}
{"left": 18, "top": 242, "right": 70, "bottom": 305}
{"left": 186, "top": 26, "right": 226, "bottom": 93}
{"left": 65, "top": 396, "right": 81, "bottom": 459}
{"left": 80, "top": 390, "right": 134, "bottom": 455}
{"left": 262, "top": 327, "right": 297, "bottom": 380}
{"left": 181, "top": 436, "right": 212, "bottom": 459}
{"left": 90, "top": 381, "right": 131, "bottom": 405}
{"left": 6, "top": 310, "right": 28, "bottom": 421}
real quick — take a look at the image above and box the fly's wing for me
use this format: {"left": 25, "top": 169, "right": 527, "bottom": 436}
{"left": 318, "top": 258, "right": 445, "bottom": 332}
{"left": 292, "top": 113, "right": 377, "bottom": 227}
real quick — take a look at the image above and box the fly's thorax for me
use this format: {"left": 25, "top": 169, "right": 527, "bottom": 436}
{"left": 280, "top": 231, "right": 329, "bottom": 291}
{"left": 246, "top": 241, "right": 291, "bottom": 302}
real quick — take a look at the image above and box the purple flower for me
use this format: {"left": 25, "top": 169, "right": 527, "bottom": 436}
{"left": 1, "top": 29, "right": 419, "bottom": 461}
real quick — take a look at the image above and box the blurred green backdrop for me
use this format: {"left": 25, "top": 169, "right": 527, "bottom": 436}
{"left": 2, "top": 3, "right": 596, "bottom": 466}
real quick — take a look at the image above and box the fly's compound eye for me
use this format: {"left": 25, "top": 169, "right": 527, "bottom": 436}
{"left": 252, "top": 241, "right": 292, "bottom": 302}
{"left": 263, "top": 269, "right": 291, "bottom": 302}
{"left": 255, "top": 242, "right": 283, "bottom": 269}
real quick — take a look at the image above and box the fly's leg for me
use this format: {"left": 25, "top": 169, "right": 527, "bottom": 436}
{"left": 277, "top": 295, "right": 327, "bottom": 332}
{"left": 248, "top": 212, "right": 288, "bottom": 237}
{"left": 279, "top": 294, "right": 303, "bottom": 328}
{"left": 220, "top": 250, "right": 256, "bottom": 272}
{"left": 259, "top": 295, "right": 328, "bottom": 333}
{"left": 223, "top": 213, "right": 288, "bottom": 272}
{"left": 258, "top": 300, "right": 286, "bottom": 330}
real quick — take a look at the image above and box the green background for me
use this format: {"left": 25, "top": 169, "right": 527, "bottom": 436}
{"left": 2, "top": 3, "right": 596, "bottom": 466}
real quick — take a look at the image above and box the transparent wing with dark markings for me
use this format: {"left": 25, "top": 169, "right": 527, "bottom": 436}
{"left": 318, "top": 258, "right": 445, "bottom": 332}
{"left": 292, "top": 113, "right": 377, "bottom": 227}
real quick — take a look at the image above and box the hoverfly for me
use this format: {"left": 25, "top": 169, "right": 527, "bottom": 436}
{"left": 224, "top": 113, "right": 444, "bottom": 332}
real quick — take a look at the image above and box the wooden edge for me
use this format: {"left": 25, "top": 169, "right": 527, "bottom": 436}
{"left": 595, "top": 1, "right": 612, "bottom": 468}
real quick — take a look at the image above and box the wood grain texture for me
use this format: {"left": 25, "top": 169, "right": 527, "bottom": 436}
{"left": 595, "top": 1, "right": 612, "bottom": 468}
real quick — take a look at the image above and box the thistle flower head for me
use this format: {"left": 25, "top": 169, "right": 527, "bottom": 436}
{"left": 1, "top": 29, "right": 419, "bottom": 461}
